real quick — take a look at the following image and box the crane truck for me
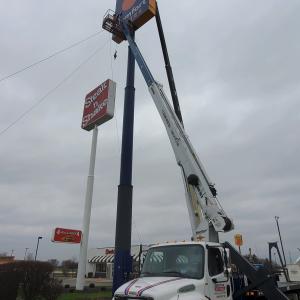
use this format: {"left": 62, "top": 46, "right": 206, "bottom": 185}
{"left": 102, "top": 9, "right": 298, "bottom": 300}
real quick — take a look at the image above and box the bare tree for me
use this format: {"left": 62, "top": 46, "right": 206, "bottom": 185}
{"left": 61, "top": 258, "right": 78, "bottom": 277}
{"left": 48, "top": 259, "right": 59, "bottom": 268}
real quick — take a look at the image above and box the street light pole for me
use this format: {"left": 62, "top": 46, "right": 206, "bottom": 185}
{"left": 34, "top": 236, "right": 43, "bottom": 261}
{"left": 275, "top": 216, "right": 287, "bottom": 266}
{"left": 24, "top": 248, "right": 29, "bottom": 260}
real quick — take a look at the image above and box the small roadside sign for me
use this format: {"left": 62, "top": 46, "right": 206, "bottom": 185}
{"left": 234, "top": 234, "right": 243, "bottom": 247}
{"left": 52, "top": 227, "right": 82, "bottom": 244}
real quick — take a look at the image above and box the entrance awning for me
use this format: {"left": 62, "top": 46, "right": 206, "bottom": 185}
{"left": 89, "top": 253, "right": 146, "bottom": 263}
{"left": 89, "top": 254, "right": 114, "bottom": 263}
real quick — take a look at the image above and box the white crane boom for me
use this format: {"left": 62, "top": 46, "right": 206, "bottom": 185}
{"left": 102, "top": 18, "right": 234, "bottom": 242}
{"left": 121, "top": 21, "right": 233, "bottom": 242}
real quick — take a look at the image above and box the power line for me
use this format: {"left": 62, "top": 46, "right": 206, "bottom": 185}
{"left": 109, "top": 37, "right": 121, "bottom": 155}
{"left": 0, "top": 30, "right": 104, "bottom": 83}
{"left": 0, "top": 40, "right": 110, "bottom": 137}
{"left": 109, "top": 38, "right": 115, "bottom": 81}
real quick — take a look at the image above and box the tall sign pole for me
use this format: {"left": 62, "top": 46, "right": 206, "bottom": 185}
{"left": 76, "top": 80, "right": 116, "bottom": 291}
{"left": 76, "top": 126, "right": 98, "bottom": 291}
{"left": 113, "top": 31, "right": 136, "bottom": 294}
{"left": 101, "top": 0, "right": 157, "bottom": 293}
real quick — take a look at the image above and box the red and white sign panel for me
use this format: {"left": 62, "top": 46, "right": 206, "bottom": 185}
{"left": 51, "top": 227, "right": 82, "bottom": 244}
{"left": 81, "top": 79, "right": 116, "bottom": 131}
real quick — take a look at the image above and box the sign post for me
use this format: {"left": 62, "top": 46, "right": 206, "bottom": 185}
{"left": 76, "top": 79, "right": 116, "bottom": 291}
{"left": 102, "top": 1, "right": 157, "bottom": 293}
{"left": 76, "top": 126, "right": 98, "bottom": 291}
{"left": 112, "top": 41, "right": 135, "bottom": 293}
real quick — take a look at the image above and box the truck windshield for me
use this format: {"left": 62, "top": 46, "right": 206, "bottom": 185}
{"left": 141, "top": 244, "right": 204, "bottom": 280}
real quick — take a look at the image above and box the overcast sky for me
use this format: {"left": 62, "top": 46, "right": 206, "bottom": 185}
{"left": 0, "top": 0, "right": 299, "bottom": 263}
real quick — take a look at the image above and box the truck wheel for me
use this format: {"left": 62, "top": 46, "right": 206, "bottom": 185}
{"left": 287, "top": 293, "right": 298, "bottom": 300}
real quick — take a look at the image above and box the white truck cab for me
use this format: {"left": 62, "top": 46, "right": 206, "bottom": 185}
{"left": 113, "top": 242, "right": 232, "bottom": 300}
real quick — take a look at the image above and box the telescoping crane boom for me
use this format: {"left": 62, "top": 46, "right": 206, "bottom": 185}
{"left": 119, "top": 21, "right": 233, "bottom": 243}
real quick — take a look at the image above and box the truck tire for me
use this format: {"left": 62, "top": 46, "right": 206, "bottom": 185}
{"left": 287, "top": 293, "right": 298, "bottom": 300}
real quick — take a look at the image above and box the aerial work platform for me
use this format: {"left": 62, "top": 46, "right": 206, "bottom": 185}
{"left": 102, "top": 10, "right": 125, "bottom": 43}
{"left": 103, "top": 0, "right": 156, "bottom": 43}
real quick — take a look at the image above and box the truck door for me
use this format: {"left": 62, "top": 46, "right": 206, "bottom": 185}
{"left": 207, "top": 247, "right": 232, "bottom": 300}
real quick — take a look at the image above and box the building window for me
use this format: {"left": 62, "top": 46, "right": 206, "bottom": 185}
{"left": 96, "top": 263, "right": 107, "bottom": 273}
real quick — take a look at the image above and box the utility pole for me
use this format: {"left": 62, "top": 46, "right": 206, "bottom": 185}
{"left": 275, "top": 216, "right": 287, "bottom": 266}
{"left": 24, "top": 248, "right": 29, "bottom": 260}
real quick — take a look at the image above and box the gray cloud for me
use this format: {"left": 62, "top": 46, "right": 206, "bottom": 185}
{"left": 0, "top": 0, "right": 299, "bottom": 263}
